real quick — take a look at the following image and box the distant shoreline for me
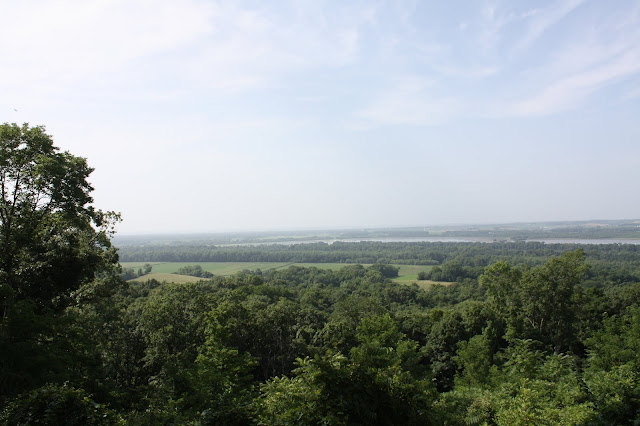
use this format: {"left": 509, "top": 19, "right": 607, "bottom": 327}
{"left": 220, "top": 237, "right": 640, "bottom": 246}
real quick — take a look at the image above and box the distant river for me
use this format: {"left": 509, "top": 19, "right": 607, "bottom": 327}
{"left": 525, "top": 238, "right": 640, "bottom": 245}
{"left": 247, "top": 237, "right": 640, "bottom": 245}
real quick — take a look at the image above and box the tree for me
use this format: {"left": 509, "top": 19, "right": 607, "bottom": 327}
{"left": 583, "top": 307, "right": 640, "bottom": 423}
{"left": 134, "top": 284, "right": 214, "bottom": 409}
{"left": 0, "top": 123, "right": 120, "bottom": 399}
{"left": 480, "top": 261, "right": 521, "bottom": 318}
{"left": 518, "top": 250, "right": 588, "bottom": 353}
{"left": 454, "top": 331, "right": 496, "bottom": 388}
{"left": 368, "top": 263, "right": 400, "bottom": 278}
{"left": 0, "top": 123, "right": 119, "bottom": 312}
{"left": 192, "top": 303, "right": 257, "bottom": 423}
{"left": 174, "top": 264, "right": 213, "bottom": 278}
{"left": 0, "top": 383, "right": 121, "bottom": 425}
{"left": 479, "top": 250, "right": 588, "bottom": 353}
{"left": 258, "top": 349, "right": 435, "bottom": 425}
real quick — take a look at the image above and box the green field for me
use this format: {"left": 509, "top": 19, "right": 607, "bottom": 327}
{"left": 122, "top": 262, "right": 295, "bottom": 275}
{"left": 134, "top": 273, "right": 203, "bottom": 283}
{"left": 389, "top": 265, "right": 430, "bottom": 282}
{"left": 120, "top": 262, "right": 437, "bottom": 285}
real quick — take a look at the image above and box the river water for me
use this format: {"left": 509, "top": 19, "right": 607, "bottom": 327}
{"left": 247, "top": 237, "right": 640, "bottom": 246}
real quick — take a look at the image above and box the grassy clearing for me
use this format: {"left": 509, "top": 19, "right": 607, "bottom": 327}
{"left": 412, "top": 280, "right": 454, "bottom": 290}
{"left": 391, "top": 265, "right": 433, "bottom": 281}
{"left": 286, "top": 263, "right": 362, "bottom": 271}
{"left": 128, "top": 273, "right": 202, "bottom": 283}
{"left": 122, "top": 262, "right": 293, "bottom": 275}
{"left": 120, "top": 262, "right": 436, "bottom": 285}
{"left": 121, "top": 262, "right": 359, "bottom": 276}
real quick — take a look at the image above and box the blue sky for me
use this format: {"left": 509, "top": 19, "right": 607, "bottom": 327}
{"left": 2, "top": 0, "right": 639, "bottom": 234}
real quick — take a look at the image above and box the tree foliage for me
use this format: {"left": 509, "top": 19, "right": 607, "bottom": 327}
{"left": 0, "top": 123, "right": 120, "bottom": 400}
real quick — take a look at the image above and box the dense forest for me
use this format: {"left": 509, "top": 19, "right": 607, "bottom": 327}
{"left": 118, "top": 239, "right": 640, "bottom": 267}
{"left": 2, "top": 123, "right": 640, "bottom": 424}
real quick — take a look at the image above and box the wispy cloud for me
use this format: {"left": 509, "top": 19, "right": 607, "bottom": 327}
{"left": 476, "top": 2, "right": 515, "bottom": 51}
{"left": 506, "top": 47, "right": 640, "bottom": 116}
{"left": 181, "top": 4, "right": 362, "bottom": 92}
{"left": 0, "top": 0, "right": 370, "bottom": 102}
{"left": 514, "top": 0, "right": 585, "bottom": 52}
{"left": 3, "top": 0, "right": 639, "bottom": 128}
{"left": 0, "top": 0, "right": 215, "bottom": 107}
{"left": 0, "top": 0, "right": 213, "bottom": 82}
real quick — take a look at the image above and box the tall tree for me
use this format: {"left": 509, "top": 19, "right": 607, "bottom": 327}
{"left": 519, "top": 250, "right": 588, "bottom": 353}
{"left": 0, "top": 123, "right": 119, "bottom": 399}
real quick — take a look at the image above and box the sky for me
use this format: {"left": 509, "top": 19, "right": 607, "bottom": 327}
{"left": 2, "top": 0, "right": 640, "bottom": 234}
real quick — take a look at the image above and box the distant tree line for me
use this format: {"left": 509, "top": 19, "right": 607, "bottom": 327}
{"left": 442, "top": 224, "right": 640, "bottom": 239}
{"left": 173, "top": 264, "right": 213, "bottom": 278}
{"left": 417, "top": 260, "right": 483, "bottom": 282}
{"left": 121, "top": 264, "right": 152, "bottom": 280}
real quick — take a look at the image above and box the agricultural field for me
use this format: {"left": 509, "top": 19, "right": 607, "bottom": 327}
{"left": 122, "top": 262, "right": 295, "bottom": 275}
{"left": 133, "top": 273, "right": 202, "bottom": 283}
{"left": 388, "top": 265, "right": 450, "bottom": 289}
{"left": 120, "top": 262, "right": 437, "bottom": 285}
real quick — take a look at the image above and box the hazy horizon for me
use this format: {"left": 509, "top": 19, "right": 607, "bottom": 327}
{"left": 111, "top": 218, "right": 640, "bottom": 237}
{"left": 3, "top": 1, "right": 639, "bottom": 234}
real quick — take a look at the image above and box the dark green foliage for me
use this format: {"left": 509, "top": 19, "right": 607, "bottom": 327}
{"left": 0, "top": 383, "right": 121, "bottom": 425}
{"left": 5, "top": 244, "right": 640, "bottom": 423}
{"left": 480, "top": 250, "right": 588, "bottom": 353}
{"left": 421, "top": 301, "right": 496, "bottom": 392}
{"left": 0, "top": 123, "right": 120, "bottom": 401}
{"left": 424, "top": 259, "right": 482, "bottom": 282}
{"left": 120, "top": 264, "right": 152, "bottom": 280}
{"left": 173, "top": 264, "right": 213, "bottom": 278}
{"left": 583, "top": 307, "right": 640, "bottom": 424}
{"left": 369, "top": 263, "right": 400, "bottom": 278}
{"left": 0, "top": 123, "right": 119, "bottom": 312}
{"left": 257, "top": 314, "right": 436, "bottom": 426}
{"left": 454, "top": 329, "right": 497, "bottom": 388}
{"left": 258, "top": 352, "right": 435, "bottom": 425}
